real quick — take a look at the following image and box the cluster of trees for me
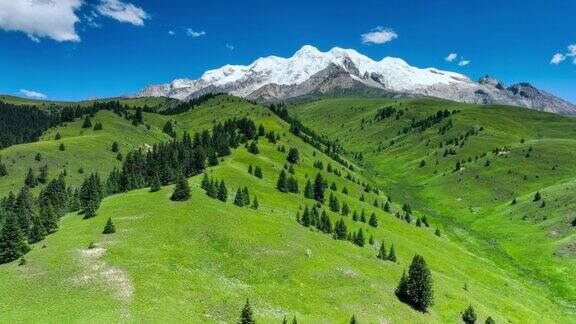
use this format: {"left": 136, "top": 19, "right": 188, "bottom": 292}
{"left": 297, "top": 206, "right": 366, "bottom": 247}
{"left": 377, "top": 242, "right": 397, "bottom": 262}
{"left": 201, "top": 173, "right": 228, "bottom": 202}
{"left": 0, "top": 101, "right": 58, "bottom": 149}
{"left": 0, "top": 173, "right": 73, "bottom": 263}
{"left": 276, "top": 170, "right": 299, "bottom": 193}
{"left": 247, "top": 164, "right": 263, "bottom": 179}
{"left": 402, "top": 109, "right": 456, "bottom": 134}
{"left": 374, "top": 106, "right": 397, "bottom": 121}
{"left": 159, "top": 93, "right": 223, "bottom": 115}
{"left": 105, "top": 117, "right": 257, "bottom": 195}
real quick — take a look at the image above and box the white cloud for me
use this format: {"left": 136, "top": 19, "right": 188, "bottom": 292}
{"left": 186, "top": 28, "right": 206, "bottom": 37}
{"left": 97, "top": 0, "right": 149, "bottom": 26}
{"left": 19, "top": 89, "right": 47, "bottom": 99}
{"left": 550, "top": 53, "right": 566, "bottom": 65}
{"left": 0, "top": 0, "right": 82, "bottom": 42}
{"left": 445, "top": 53, "right": 458, "bottom": 62}
{"left": 225, "top": 44, "right": 234, "bottom": 51}
{"left": 168, "top": 30, "right": 175, "bottom": 35}
{"left": 361, "top": 27, "right": 398, "bottom": 44}
{"left": 458, "top": 60, "right": 470, "bottom": 67}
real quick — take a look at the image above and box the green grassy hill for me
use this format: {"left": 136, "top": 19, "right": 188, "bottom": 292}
{"left": 291, "top": 97, "right": 576, "bottom": 307}
{"left": 0, "top": 94, "right": 178, "bottom": 109}
{"left": 0, "top": 95, "right": 574, "bottom": 322}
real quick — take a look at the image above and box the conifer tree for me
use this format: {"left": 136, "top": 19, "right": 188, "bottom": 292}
{"left": 217, "top": 180, "right": 228, "bottom": 202}
{"left": 171, "top": 174, "right": 191, "bottom": 201}
{"left": 288, "top": 164, "right": 295, "bottom": 175}
{"left": 398, "top": 255, "right": 434, "bottom": 312}
{"left": 369, "top": 212, "right": 378, "bottom": 227}
{"left": 484, "top": 316, "right": 495, "bottom": 324}
{"left": 350, "top": 315, "right": 357, "bottom": 324}
{"left": 102, "top": 217, "right": 116, "bottom": 234}
{"left": 329, "top": 193, "right": 339, "bottom": 212}
{"left": 395, "top": 270, "right": 410, "bottom": 303}
{"left": 533, "top": 191, "right": 541, "bottom": 201}
{"left": 461, "top": 305, "right": 477, "bottom": 324}
{"left": 162, "top": 120, "right": 176, "bottom": 138}
{"left": 287, "top": 176, "right": 299, "bottom": 193}
{"left": 234, "top": 188, "right": 245, "bottom": 207}
{"left": 377, "top": 242, "right": 387, "bottom": 259}
{"left": 287, "top": 147, "right": 299, "bottom": 164}
{"left": 82, "top": 116, "right": 92, "bottom": 128}
{"left": 360, "top": 209, "right": 366, "bottom": 223}
{"left": 435, "top": 228, "right": 441, "bottom": 237}
{"left": 313, "top": 173, "right": 325, "bottom": 203}
{"left": 251, "top": 196, "right": 259, "bottom": 209}
{"left": 149, "top": 174, "right": 161, "bottom": 192}
{"left": 248, "top": 141, "right": 259, "bottom": 154}
{"left": 383, "top": 201, "right": 391, "bottom": 213}
{"left": 15, "top": 185, "right": 34, "bottom": 236}
{"left": 402, "top": 203, "right": 412, "bottom": 214}
{"left": 111, "top": 141, "right": 119, "bottom": 153}
{"left": 276, "top": 170, "right": 288, "bottom": 192}
{"left": 416, "top": 218, "right": 423, "bottom": 227}
{"left": 387, "top": 244, "right": 397, "bottom": 262}
{"left": 201, "top": 173, "right": 211, "bottom": 190}
{"left": 28, "top": 214, "right": 47, "bottom": 244}
{"left": 25, "top": 168, "right": 38, "bottom": 188}
{"left": 301, "top": 206, "right": 311, "bottom": 227}
{"left": 248, "top": 164, "right": 253, "bottom": 174}
{"left": 354, "top": 229, "right": 365, "bottom": 247}
{"left": 254, "top": 166, "right": 263, "bottom": 179}
{"left": 334, "top": 218, "right": 347, "bottom": 240}
{"left": 59, "top": 143, "right": 65, "bottom": 151}
{"left": 341, "top": 187, "right": 348, "bottom": 195}
{"left": 341, "top": 202, "right": 349, "bottom": 216}
{"left": 54, "top": 133, "right": 61, "bottom": 140}
{"left": 352, "top": 210, "right": 359, "bottom": 222}
{"left": 239, "top": 298, "right": 255, "bottom": 324}
{"left": 304, "top": 179, "right": 314, "bottom": 199}
{"left": 0, "top": 212, "right": 30, "bottom": 264}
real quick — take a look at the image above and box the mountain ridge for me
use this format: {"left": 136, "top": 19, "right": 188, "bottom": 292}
{"left": 136, "top": 45, "right": 576, "bottom": 114}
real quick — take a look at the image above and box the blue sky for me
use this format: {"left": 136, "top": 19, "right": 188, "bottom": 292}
{"left": 0, "top": 0, "right": 574, "bottom": 102}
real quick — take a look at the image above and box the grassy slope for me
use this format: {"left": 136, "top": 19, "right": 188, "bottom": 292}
{"left": 0, "top": 96, "right": 572, "bottom": 322}
{"left": 0, "top": 110, "right": 169, "bottom": 196}
{"left": 0, "top": 94, "right": 178, "bottom": 109}
{"left": 291, "top": 98, "right": 576, "bottom": 308}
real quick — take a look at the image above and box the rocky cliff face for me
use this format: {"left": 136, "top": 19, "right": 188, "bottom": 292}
{"left": 137, "top": 45, "right": 576, "bottom": 114}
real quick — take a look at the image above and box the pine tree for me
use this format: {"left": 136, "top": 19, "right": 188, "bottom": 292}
{"left": 342, "top": 187, "right": 348, "bottom": 195}
{"left": 102, "top": 218, "right": 116, "bottom": 234}
{"left": 28, "top": 214, "right": 47, "bottom": 244}
{"left": 354, "top": 229, "right": 365, "bottom": 247}
{"left": 360, "top": 209, "right": 366, "bottom": 223}
{"left": 484, "top": 316, "right": 495, "bottom": 324}
{"left": 234, "top": 188, "right": 245, "bottom": 207}
{"left": 93, "top": 122, "right": 103, "bottom": 130}
{"left": 304, "top": 179, "right": 314, "bottom": 199}
{"left": 313, "top": 173, "right": 325, "bottom": 203}
{"left": 416, "top": 218, "right": 423, "bottom": 227}
{"left": 111, "top": 141, "right": 119, "bottom": 153}
{"left": 369, "top": 212, "right": 378, "bottom": 228}
{"left": 384, "top": 201, "right": 391, "bottom": 213}
{"left": 276, "top": 170, "right": 288, "bottom": 192}
{"left": 352, "top": 210, "right": 359, "bottom": 222}
{"left": 24, "top": 168, "right": 37, "bottom": 188}
{"left": 251, "top": 196, "right": 259, "bottom": 209}
{"left": 162, "top": 120, "right": 176, "bottom": 138}
{"left": 254, "top": 166, "right": 263, "bottom": 179}
{"left": 248, "top": 141, "right": 259, "bottom": 154}
{"left": 54, "top": 133, "right": 61, "bottom": 140}
{"left": 15, "top": 186, "right": 34, "bottom": 236}
{"left": 329, "top": 193, "right": 339, "bottom": 212}
{"left": 435, "top": 228, "right": 441, "bottom": 237}
{"left": 217, "top": 180, "right": 228, "bottom": 202}
{"left": 201, "top": 173, "right": 211, "bottom": 190}
{"left": 82, "top": 116, "right": 92, "bottom": 128}
{"left": 461, "top": 304, "right": 477, "bottom": 324}
{"left": 59, "top": 143, "right": 65, "bottom": 151}
{"left": 334, "top": 218, "right": 347, "bottom": 240}
{"left": 350, "top": 315, "right": 357, "bottom": 324}
{"left": 377, "top": 242, "right": 387, "bottom": 259}
{"left": 0, "top": 212, "right": 30, "bottom": 264}
{"left": 419, "top": 160, "right": 426, "bottom": 167}
{"left": 171, "top": 174, "right": 191, "bottom": 201}
{"left": 533, "top": 191, "right": 541, "bottom": 202}
{"left": 395, "top": 270, "right": 410, "bottom": 303}
{"left": 287, "top": 147, "right": 299, "bottom": 164}
{"left": 341, "top": 202, "right": 349, "bottom": 216}
{"left": 402, "top": 203, "right": 412, "bottom": 214}
{"left": 387, "top": 244, "right": 397, "bottom": 262}
{"left": 248, "top": 164, "right": 253, "bottom": 174}
{"left": 401, "top": 255, "right": 434, "bottom": 312}
{"left": 239, "top": 298, "right": 255, "bottom": 324}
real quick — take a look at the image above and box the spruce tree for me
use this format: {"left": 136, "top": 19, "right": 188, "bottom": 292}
{"left": 28, "top": 214, "right": 47, "bottom": 244}
{"left": 287, "top": 147, "right": 299, "bottom": 164}
{"left": 405, "top": 255, "right": 434, "bottom": 311}
{"left": 254, "top": 166, "right": 263, "bottom": 179}
{"left": 402, "top": 203, "right": 412, "bottom": 214}
{"left": 171, "top": 174, "right": 191, "bottom": 201}
{"left": 248, "top": 164, "right": 253, "bottom": 174}
{"left": 461, "top": 304, "right": 477, "bottom": 324}
{"left": 313, "top": 173, "right": 325, "bottom": 203}
{"left": 201, "top": 173, "right": 211, "bottom": 190}
{"left": 217, "top": 180, "right": 228, "bottom": 202}
{"left": 484, "top": 316, "right": 495, "bottom": 324}
{"left": 54, "top": 133, "right": 61, "bottom": 140}
{"left": 354, "top": 229, "right": 365, "bottom": 247}
{"left": 387, "top": 244, "right": 397, "bottom": 262}
{"left": 350, "top": 315, "right": 357, "bottom": 324}
{"left": 102, "top": 217, "right": 116, "bottom": 234}
{"left": 395, "top": 270, "right": 410, "bottom": 303}
{"left": 0, "top": 212, "right": 30, "bottom": 264}
{"left": 82, "top": 116, "right": 92, "bottom": 128}
{"left": 369, "top": 212, "right": 378, "bottom": 228}
{"left": 234, "top": 188, "right": 245, "bottom": 207}
{"left": 24, "top": 168, "right": 37, "bottom": 187}
{"left": 149, "top": 174, "right": 161, "bottom": 192}
{"left": 329, "top": 193, "right": 339, "bottom": 212}
{"left": 352, "top": 210, "right": 359, "bottom": 222}
{"left": 15, "top": 186, "right": 34, "bottom": 236}
{"left": 111, "top": 141, "right": 119, "bottom": 153}
{"left": 341, "top": 202, "right": 349, "bottom": 216}
{"left": 239, "top": 298, "right": 255, "bottom": 324}
{"left": 533, "top": 191, "right": 541, "bottom": 202}
{"left": 304, "top": 179, "right": 314, "bottom": 199}
{"left": 334, "top": 218, "right": 347, "bottom": 240}
{"left": 251, "top": 196, "right": 259, "bottom": 209}
{"left": 377, "top": 242, "right": 387, "bottom": 259}
{"left": 248, "top": 141, "right": 259, "bottom": 154}
{"left": 276, "top": 170, "right": 288, "bottom": 192}
{"left": 59, "top": 143, "right": 65, "bottom": 151}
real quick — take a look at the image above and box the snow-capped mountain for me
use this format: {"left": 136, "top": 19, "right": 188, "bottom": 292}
{"left": 137, "top": 45, "right": 576, "bottom": 114}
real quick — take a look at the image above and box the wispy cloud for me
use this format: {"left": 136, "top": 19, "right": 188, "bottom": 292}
{"left": 168, "top": 30, "right": 175, "bottom": 35}
{"left": 0, "top": 0, "right": 82, "bottom": 42}
{"left": 186, "top": 28, "right": 206, "bottom": 37}
{"left": 550, "top": 44, "right": 576, "bottom": 65}
{"left": 225, "top": 44, "right": 234, "bottom": 51}
{"left": 20, "top": 89, "right": 47, "bottom": 99}
{"left": 445, "top": 53, "right": 458, "bottom": 62}
{"left": 361, "top": 27, "right": 398, "bottom": 44}
{"left": 458, "top": 60, "right": 470, "bottom": 67}
{"left": 550, "top": 53, "right": 566, "bottom": 65}
{"left": 96, "top": 0, "right": 149, "bottom": 26}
